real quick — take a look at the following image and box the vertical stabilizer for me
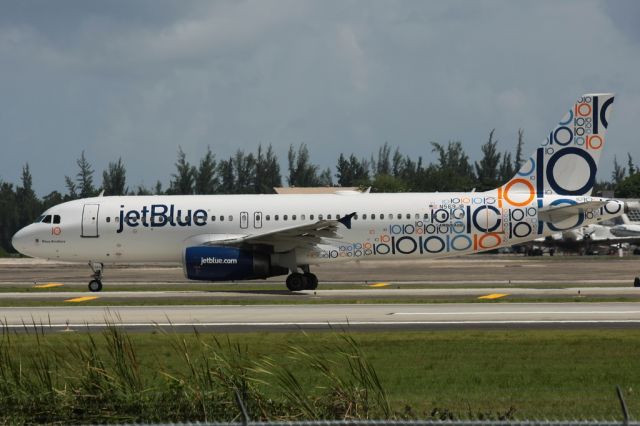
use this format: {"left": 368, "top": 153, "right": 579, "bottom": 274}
{"left": 500, "top": 93, "right": 614, "bottom": 200}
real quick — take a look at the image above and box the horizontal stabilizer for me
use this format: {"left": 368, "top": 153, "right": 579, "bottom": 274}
{"left": 538, "top": 201, "right": 607, "bottom": 223}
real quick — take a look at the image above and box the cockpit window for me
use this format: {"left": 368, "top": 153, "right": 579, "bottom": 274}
{"left": 34, "top": 215, "right": 45, "bottom": 223}
{"left": 53, "top": 215, "right": 61, "bottom": 224}
{"left": 43, "top": 215, "right": 52, "bottom": 224}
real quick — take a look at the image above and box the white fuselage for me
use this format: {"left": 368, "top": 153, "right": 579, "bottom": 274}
{"left": 11, "top": 192, "right": 624, "bottom": 270}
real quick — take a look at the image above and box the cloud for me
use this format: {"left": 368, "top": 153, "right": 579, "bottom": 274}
{"left": 0, "top": 0, "right": 639, "bottom": 195}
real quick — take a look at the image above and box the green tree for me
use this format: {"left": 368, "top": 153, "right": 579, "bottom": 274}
{"left": 233, "top": 150, "right": 256, "bottom": 193}
{"left": 16, "top": 164, "right": 41, "bottom": 226}
{"left": 168, "top": 147, "right": 196, "bottom": 195}
{"left": 430, "top": 141, "right": 475, "bottom": 191}
{"left": 194, "top": 146, "right": 218, "bottom": 194}
{"left": 373, "top": 143, "right": 392, "bottom": 176}
{"left": 628, "top": 153, "right": 637, "bottom": 176}
{"left": 102, "top": 158, "right": 127, "bottom": 196}
{"left": 616, "top": 173, "right": 640, "bottom": 198}
{"left": 474, "top": 129, "right": 502, "bottom": 191}
{"left": 514, "top": 128, "right": 525, "bottom": 170}
{"left": 77, "top": 151, "right": 97, "bottom": 198}
{"left": 287, "top": 144, "right": 322, "bottom": 186}
{"left": 0, "top": 180, "right": 19, "bottom": 253}
{"left": 336, "top": 154, "right": 370, "bottom": 187}
{"left": 498, "top": 152, "right": 515, "bottom": 184}
{"left": 612, "top": 156, "right": 626, "bottom": 185}
{"left": 255, "top": 144, "right": 281, "bottom": 193}
{"left": 370, "top": 174, "right": 406, "bottom": 193}
{"left": 218, "top": 158, "right": 235, "bottom": 194}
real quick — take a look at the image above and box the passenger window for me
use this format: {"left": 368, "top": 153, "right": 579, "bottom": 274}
{"left": 327, "top": 214, "right": 332, "bottom": 220}
{"left": 284, "top": 215, "right": 288, "bottom": 221}
{"left": 211, "top": 215, "right": 216, "bottom": 221}
{"left": 310, "top": 215, "right": 314, "bottom": 220}
{"left": 336, "top": 214, "right": 341, "bottom": 219}
{"left": 275, "top": 215, "right": 279, "bottom": 221}
{"left": 106, "top": 217, "right": 111, "bottom": 223}
{"left": 228, "top": 215, "right": 233, "bottom": 221}
{"left": 292, "top": 214, "right": 297, "bottom": 220}
{"left": 363, "top": 214, "right": 367, "bottom": 220}
{"left": 43, "top": 215, "right": 52, "bottom": 224}
{"left": 397, "top": 214, "right": 401, "bottom": 220}
{"left": 319, "top": 214, "right": 323, "bottom": 220}
{"left": 424, "top": 213, "right": 429, "bottom": 219}
{"left": 388, "top": 213, "right": 393, "bottom": 219}
{"left": 301, "top": 214, "right": 306, "bottom": 220}
{"left": 266, "top": 215, "right": 270, "bottom": 221}
{"left": 371, "top": 214, "right": 375, "bottom": 220}
{"left": 406, "top": 213, "right": 411, "bottom": 219}
{"left": 415, "top": 213, "right": 420, "bottom": 219}
{"left": 354, "top": 214, "right": 358, "bottom": 220}
{"left": 220, "top": 216, "right": 225, "bottom": 222}
{"left": 53, "top": 215, "right": 61, "bottom": 224}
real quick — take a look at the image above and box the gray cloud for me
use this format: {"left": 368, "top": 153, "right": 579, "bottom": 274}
{"left": 1, "top": 0, "right": 639, "bottom": 195}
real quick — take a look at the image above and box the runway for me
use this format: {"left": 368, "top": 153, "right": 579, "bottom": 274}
{"left": 3, "top": 302, "right": 640, "bottom": 332}
{"left": 1, "top": 286, "right": 640, "bottom": 302}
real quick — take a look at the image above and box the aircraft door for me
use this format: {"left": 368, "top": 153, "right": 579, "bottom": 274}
{"left": 240, "top": 211, "right": 249, "bottom": 229}
{"left": 253, "top": 211, "right": 263, "bottom": 229}
{"left": 81, "top": 204, "right": 100, "bottom": 238}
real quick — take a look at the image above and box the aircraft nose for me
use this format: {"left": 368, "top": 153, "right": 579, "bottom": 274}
{"left": 11, "top": 227, "right": 31, "bottom": 256}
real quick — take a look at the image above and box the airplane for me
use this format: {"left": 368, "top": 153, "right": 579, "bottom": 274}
{"left": 524, "top": 223, "right": 640, "bottom": 255}
{"left": 12, "top": 93, "right": 627, "bottom": 292}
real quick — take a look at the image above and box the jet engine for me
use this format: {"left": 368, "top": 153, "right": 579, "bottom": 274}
{"left": 183, "top": 246, "right": 288, "bottom": 281}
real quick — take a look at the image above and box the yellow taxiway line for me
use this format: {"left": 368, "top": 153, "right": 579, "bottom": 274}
{"left": 368, "top": 282, "right": 390, "bottom": 288}
{"left": 478, "top": 293, "right": 508, "bottom": 300}
{"left": 64, "top": 296, "right": 99, "bottom": 303}
{"left": 33, "top": 283, "right": 64, "bottom": 289}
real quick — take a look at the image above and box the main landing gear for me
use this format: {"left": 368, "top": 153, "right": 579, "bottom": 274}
{"left": 88, "top": 261, "right": 104, "bottom": 292}
{"left": 286, "top": 267, "right": 318, "bottom": 292}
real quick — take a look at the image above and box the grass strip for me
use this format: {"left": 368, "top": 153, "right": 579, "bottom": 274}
{"left": 1, "top": 326, "right": 640, "bottom": 422}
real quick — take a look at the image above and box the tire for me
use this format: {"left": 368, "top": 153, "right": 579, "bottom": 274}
{"left": 286, "top": 273, "right": 306, "bottom": 292}
{"left": 634, "top": 277, "right": 640, "bottom": 288}
{"left": 303, "top": 273, "right": 318, "bottom": 290}
{"left": 88, "top": 279, "right": 103, "bottom": 292}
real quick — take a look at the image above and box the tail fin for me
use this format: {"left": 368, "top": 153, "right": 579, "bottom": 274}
{"left": 501, "top": 93, "right": 614, "bottom": 201}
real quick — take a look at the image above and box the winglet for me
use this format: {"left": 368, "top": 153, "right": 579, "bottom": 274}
{"left": 338, "top": 212, "right": 357, "bottom": 229}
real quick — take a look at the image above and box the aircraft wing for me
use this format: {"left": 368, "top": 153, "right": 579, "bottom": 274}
{"left": 196, "top": 213, "right": 356, "bottom": 250}
{"left": 538, "top": 201, "right": 608, "bottom": 223}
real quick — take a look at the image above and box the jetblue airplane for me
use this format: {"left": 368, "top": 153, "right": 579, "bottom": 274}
{"left": 12, "top": 93, "right": 625, "bottom": 292}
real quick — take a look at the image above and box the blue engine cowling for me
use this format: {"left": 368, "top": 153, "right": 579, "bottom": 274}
{"left": 183, "top": 246, "right": 287, "bottom": 281}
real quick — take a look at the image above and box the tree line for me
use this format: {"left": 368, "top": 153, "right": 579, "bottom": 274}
{"left": 1, "top": 130, "right": 639, "bottom": 254}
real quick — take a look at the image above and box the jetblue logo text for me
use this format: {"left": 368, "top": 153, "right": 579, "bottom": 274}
{"left": 117, "top": 204, "right": 207, "bottom": 233}
{"left": 200, "top": 257, "right": 238, "bottom": 265}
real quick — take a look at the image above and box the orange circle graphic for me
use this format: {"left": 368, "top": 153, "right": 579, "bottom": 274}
{"left": 479, "top": 233, "right": 501, "bottom": 249}
{"left": 577, "top": 103, "right": 592, "bottom": 117}
{"left": 503, "top": 178, "right": 535, "bottom": 207}
{"left": 587, "top": 135, "right": 603, "bottom": 150}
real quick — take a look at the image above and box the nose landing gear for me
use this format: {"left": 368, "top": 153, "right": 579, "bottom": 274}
{"left": 88, "top": 261, "right": 103, "bottom": 292}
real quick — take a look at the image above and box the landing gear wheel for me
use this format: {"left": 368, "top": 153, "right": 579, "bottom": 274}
{"left": 88, "top": 261, "right": 104, "bottom": 292}
{"left": 88, "top": 279, "right": 103, "bottom": 292}
{"left": 634, "top": 277, "right": 640, "bottom": 288}
{"left": 303, "top": 273, "right": 318, "bottom": 290}
{"left": 286, "top": 273, "right": 307, "bottom": 292}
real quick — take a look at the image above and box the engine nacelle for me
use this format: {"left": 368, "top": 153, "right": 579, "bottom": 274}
{"left": 183, "top": 246, "right": 288, "bottom": 281}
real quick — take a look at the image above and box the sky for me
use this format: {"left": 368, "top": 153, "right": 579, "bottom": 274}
{"left": 1, "top": 0, "right": 639, "bottom": 196}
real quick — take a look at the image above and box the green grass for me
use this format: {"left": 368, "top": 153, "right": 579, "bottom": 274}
{"left": 2, "top": 327, "right": 640, "bottom": 422}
